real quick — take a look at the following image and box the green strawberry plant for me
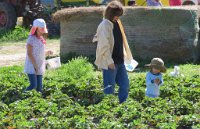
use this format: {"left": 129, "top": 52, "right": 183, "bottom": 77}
{"left": 0, "top": 57, "right": 199, "bottom": 128}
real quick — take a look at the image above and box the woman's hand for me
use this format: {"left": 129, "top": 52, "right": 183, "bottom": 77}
{"left": 108, "top": 63, "right": 115, "bottom": 70}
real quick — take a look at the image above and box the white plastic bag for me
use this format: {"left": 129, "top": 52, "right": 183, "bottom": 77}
{"left": 170, "top": 66, "right": 180, "bottom": 77}
{"left": 46, "top": 57, "right": 61, "bottom": 70}
{"left": 124, "top": 59, "right": 138, "bottom": 72}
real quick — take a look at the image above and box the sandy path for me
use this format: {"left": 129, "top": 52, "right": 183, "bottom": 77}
{"left": 0, "top": 39, "right": 60, "bottom": 67}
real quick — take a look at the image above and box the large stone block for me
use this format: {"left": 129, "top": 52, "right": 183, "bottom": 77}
{"left": 53, "top": 6, "right": 200, "bottom": 62}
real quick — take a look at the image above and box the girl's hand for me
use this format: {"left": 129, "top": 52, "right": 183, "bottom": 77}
{"left": 34, "top": 65, "right": 39, "bottom": 74}
{"left": 46, "top": 50, "right": 53, "bottom": 56}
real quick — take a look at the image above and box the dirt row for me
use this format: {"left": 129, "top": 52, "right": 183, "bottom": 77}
{"left": 0, "top": 40, "right": 60, "bottom": 67}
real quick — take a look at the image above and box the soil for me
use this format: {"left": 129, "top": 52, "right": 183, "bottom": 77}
{"left": 0, "top": 39, "right": 60, "bottom": 67}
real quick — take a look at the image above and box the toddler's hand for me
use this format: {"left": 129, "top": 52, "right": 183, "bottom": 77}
{"left": 154, "top": 78, "right": 160, "bottom": 85}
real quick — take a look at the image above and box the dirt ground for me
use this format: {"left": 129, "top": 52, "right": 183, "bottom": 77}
{"left": 0, "top": 39, "right": 60, "bottom": 67}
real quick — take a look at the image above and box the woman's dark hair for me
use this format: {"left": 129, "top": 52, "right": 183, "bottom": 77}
{"left": 104, "top": 1, "right": 124, "bottom": 21}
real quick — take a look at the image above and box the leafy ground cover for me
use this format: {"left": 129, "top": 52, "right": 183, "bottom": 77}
{"left": 0, "top": 26, "right": 29, "bottom": 43}
{"left": 0, "top": 57, "right": 199, "bottom": 128}
{"left": 0, "top": 26, "right": 59, "bottom": 43}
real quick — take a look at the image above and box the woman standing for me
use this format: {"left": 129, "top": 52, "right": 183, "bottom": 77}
{"left": 24, "top": 19, "right": 53, "bottom": 93}
{"left": 94, "top": 1, "right": 133, "bottom": 103}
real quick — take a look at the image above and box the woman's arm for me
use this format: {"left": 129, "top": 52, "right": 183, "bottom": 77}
{"left": 97, "top": 24, "right": 114, "bottom": 69}
{"left": 27, "top": 44, "right": 38, "bottom": 73}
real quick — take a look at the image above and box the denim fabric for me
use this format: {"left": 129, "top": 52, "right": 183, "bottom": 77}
{"left": 26, "top": 74, "right": 43, "bottom": 92}
{"left": 103, "top": 64, "right": 129, "bottom": 103}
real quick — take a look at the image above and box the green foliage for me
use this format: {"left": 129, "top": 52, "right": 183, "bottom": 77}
{"left": 0, "top": 58, "right": 199, "bottom": 128}
{"left": 60, "top": 52, "right": 96, "bottom": 64}
{"left": 0, "top": 26, "right": 29, "bottom": 42}
{"left": 61, "top": 57, "right": 94, "bottom": 80}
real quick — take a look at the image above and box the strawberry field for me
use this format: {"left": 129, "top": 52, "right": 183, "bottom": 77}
{"left": 0, "top": 57, "right": 199, "bottom": 129}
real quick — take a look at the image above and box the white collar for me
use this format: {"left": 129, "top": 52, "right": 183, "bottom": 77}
{"left": 103, "top": 18, "right": 114, "bottom": 28}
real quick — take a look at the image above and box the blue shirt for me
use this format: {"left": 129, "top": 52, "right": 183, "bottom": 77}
{"left": 145, "top": 71, "right": 163, "bottom": 97}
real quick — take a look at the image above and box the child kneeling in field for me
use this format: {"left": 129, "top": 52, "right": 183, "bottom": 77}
{"left": 145, "top": 58, "right": 167, "bottom": 98}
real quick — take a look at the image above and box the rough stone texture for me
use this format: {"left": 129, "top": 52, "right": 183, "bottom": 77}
{"left": 60, "top": 13, "right": 102, "bottom": 56}
{"left": 123, "top": 7, "right": 199, "bottom": 62}
{"left": 56, "top": 6, "right": 200, "bottom": 62}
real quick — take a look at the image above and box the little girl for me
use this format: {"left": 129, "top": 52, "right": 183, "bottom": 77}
{"left": 145, "top": 58, "right": 166, "bottom": 98}
{"left": 24, "top": 19, "right": 53, "bottom": 93}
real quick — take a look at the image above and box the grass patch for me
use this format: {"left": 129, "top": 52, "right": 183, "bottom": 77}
{"left": 0, "top": 26, "right": 29, "bottom": 43}
{"left": 130, "top": 64, "right": 200, "bottom": 78}
{"left": 178, "top": 64, "right": 200, "bottom": 77}
{"left": 0, "top": 25, "right": 60, "bottom": 44}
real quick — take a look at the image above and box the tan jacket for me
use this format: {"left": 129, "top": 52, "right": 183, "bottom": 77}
{"left": 94, "top": 19, "right": 133, "bottom": 70}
